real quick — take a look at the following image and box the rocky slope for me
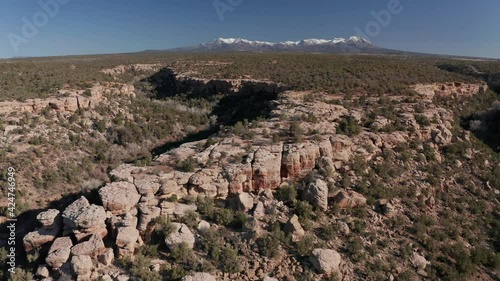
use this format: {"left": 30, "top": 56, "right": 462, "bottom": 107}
{"left": 15, "top": 68, "right": 497, "bottom": 281}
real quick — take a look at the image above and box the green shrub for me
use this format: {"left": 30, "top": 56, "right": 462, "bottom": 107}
{"left": 275, "top": 184, "right": 297, "bottom": 203}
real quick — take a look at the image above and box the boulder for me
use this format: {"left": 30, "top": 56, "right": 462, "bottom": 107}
{"left": 303, "top": 178, "right": 329, "bottom": 211}
{"left": 98, "top": 248, "right": 114, "bottom": 266}
{"left": 375, "top": 199, "right": 395, "bottom": 217}
{"left": 309, "top": 248, "right": 342, "bottom": 274}
{"left": 237, "top": 192, "right": 255, "bottom": 212}
{"left": 62, "top": 196, "right": 90, "bottom": 229}
{"left": 180, "top": 272, "right": 216, "bottom": 281}
{"left": 71, "top": 255, "right": 93, "bottom": 276}
{"left": 46, "top": 237, "right": 73, "bottom": 268}
{"left": 197, "top": 220, "right": 211, "bottom": 231}
{"left": 71, "top": 234, "right": 105, "bottom": 258}
{"left": 134, "top": 173, "right": 161, "bottom": 196}
{"left": 37, "top": 209, "right": 61, "bottom": 230}
{"left": 333, "top": 190, "right": 367, "bottom": 209}
{"left": 116, "top": 226, "right": 140, "bottom": 248}
{"left": 23, "top": 227, "right": 60, "bottom": 252}
{"left": 99, "top": 182, "right": 141, "bottom": 214}
{"left": 165, "top": 223, "right": 195, "bottom": 249}
{"left": 36, "top": 265, "right": 50, "bottom": 278}
{"left": 410, "top": 252, "right": 430, "bottom": 270}
{"left": 284, "top": 215, "right": 305, "bottom": 241}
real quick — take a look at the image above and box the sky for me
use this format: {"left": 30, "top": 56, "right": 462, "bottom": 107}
{"left": 0, "top": 0, "right": 498, "bottom": 59}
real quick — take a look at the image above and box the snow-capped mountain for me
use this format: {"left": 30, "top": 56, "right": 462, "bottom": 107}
{"left": 168, "top": 36, "right": 387, "bottom": 53}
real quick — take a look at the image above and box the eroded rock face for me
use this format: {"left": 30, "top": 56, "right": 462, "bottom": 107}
{"left": 309, "top": 248, "right": 342, "bottom": 274}
{"left": 282, "top": 143, "right": 321, "bottom": 179}
{"left": 99, "top": 182, "right": 141, "bottom": 214}
{"left": 165, "top": 223, "right": 195, "bottom": 249}
{"left": 62, "top": 197, "right": 107, "bottom": 241}
{"left": 252, "top": 144, "right": 283, "bottom": 191}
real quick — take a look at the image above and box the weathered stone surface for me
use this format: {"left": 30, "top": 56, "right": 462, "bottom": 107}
{"left": 303, "top": 178, "right": 329, "bottom": 211}
{"left": 62, "top": 196, "right": 90, "bottom": 229}
{"left": 330, "top": 135, "right": 353, "bottom": 162}
{"left": 138, "top": 204, "right": 161, "bottom": 232}
{"left": 99, "top": 182, "right": 141, "bottom": 214}
{"left": 98, "top": 248, "right": 114, "bottom": 266}
{"left": 282, "top": 143, "right": 320, "bottom": 179}
{"left": 71, "top": 234, "right": 105, "bottom": 258}
{"left": 309, "top": 248, "right": 342, "bottom": 274}
{"left": 23, "top": 227, "right": 60, "bottom": 252}
{"left": 134, "top": 173, "right": 161, "bottom": 196}
{"left": 189, "top": 169, "right": 229, "bottom": 198}
{"left": 375, "top": 199, "right": 395, "bottom": 217}
{"left": 197, "top": 220, "right": 211, "bottom": 231}
{"left": 116, "top": 227, "right": 140, "bottom": 251}
{"left": 252, "top": 144, "right": 283, "bottom": 190}
{"left": 284, "top": 215, "right": 305, "bottom": 241}
{"left": 237, "top": 192, "right": 255, "bottom": 212}
{"left": 160, "top": 202, "right": 197, "bottom": 217}
{"left": 410, "top": 252, "right": 430, "bottom": 270}
{"left": 109, "top": 164, "right": 139, "bottom": 183}
{"left": 431, "top": 126, "right": 453, "bottom": 145}
{"left": 180, "top": 272, "right": 217, "bottom": 281}
{"left": 45, "top": 237, "right": 72, "bottom": 268}
{"left": 333, "top": 190, "right": 367, "bottom": 209}
{"left": 71, "top": 255, "right": 93, "bottom": 276}
{"left": 37, "top": 209, "right": 61, "bottom": 230}
{"left": 36, "top": 265, "right": 50, "bottom": 278}
{"left": 165, "top": 223, "right": 195, "bottom": 249}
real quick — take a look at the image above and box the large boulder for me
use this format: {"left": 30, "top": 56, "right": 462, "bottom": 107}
{"left": 165, "top": 223, "right": 195, "bottom": 249}
{"left": 237, "top": 192, "right": 255, "bottom": 212}
{"left": 188, "top": 169, "right": 229, "bottom": 198}
{"left": 333, "top": 190, "right": 367, "bottom": 209}
{"left": 133, "top": 173, "right": 161, "bottom": 196}
{"left": 99, "top": 182, "right": 141, "bottom": 214}
{"left": 71, "top": 234, "right": 105, "bottom": 258}
{"left": 23, "top": 228, "right": 60, "bottom": 252}
{"left": 62, "top": 198, "right": 107, "bottom": 241}
{"left": 71, "top": 255, "right": 93, "bottom": 277}
{"left": 37, "top": 209, "right": 61, "bottom": 230}
{"left": 180, "top": 272, "right": 216, "bottom": 281}
{"left": 303, "top": 178, "right": 329, "bottom": 211}
{"left": 46, "top": 237, "right": 73, "bottom": 268}
{"left": 309, "top": 248, "right": 342, "bottom": 274}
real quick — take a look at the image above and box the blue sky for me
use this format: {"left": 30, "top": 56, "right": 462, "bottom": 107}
{"left": 0, "top": 0, "right": 498, "bottom": 58}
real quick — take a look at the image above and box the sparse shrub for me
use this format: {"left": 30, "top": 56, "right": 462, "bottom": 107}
{"left": 275, "top": 184, "right": 297, "bottom": 203}
{"left": 296, "top": 234, "right": 316, "bottom": 256}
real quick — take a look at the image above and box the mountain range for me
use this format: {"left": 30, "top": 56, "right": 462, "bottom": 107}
{"left": 160, "top": 36, "right": 398, "bottom": 54}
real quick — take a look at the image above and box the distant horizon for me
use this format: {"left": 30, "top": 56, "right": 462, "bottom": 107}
{"left": 1, "top": 0, "right": 499, "bottom": 59}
